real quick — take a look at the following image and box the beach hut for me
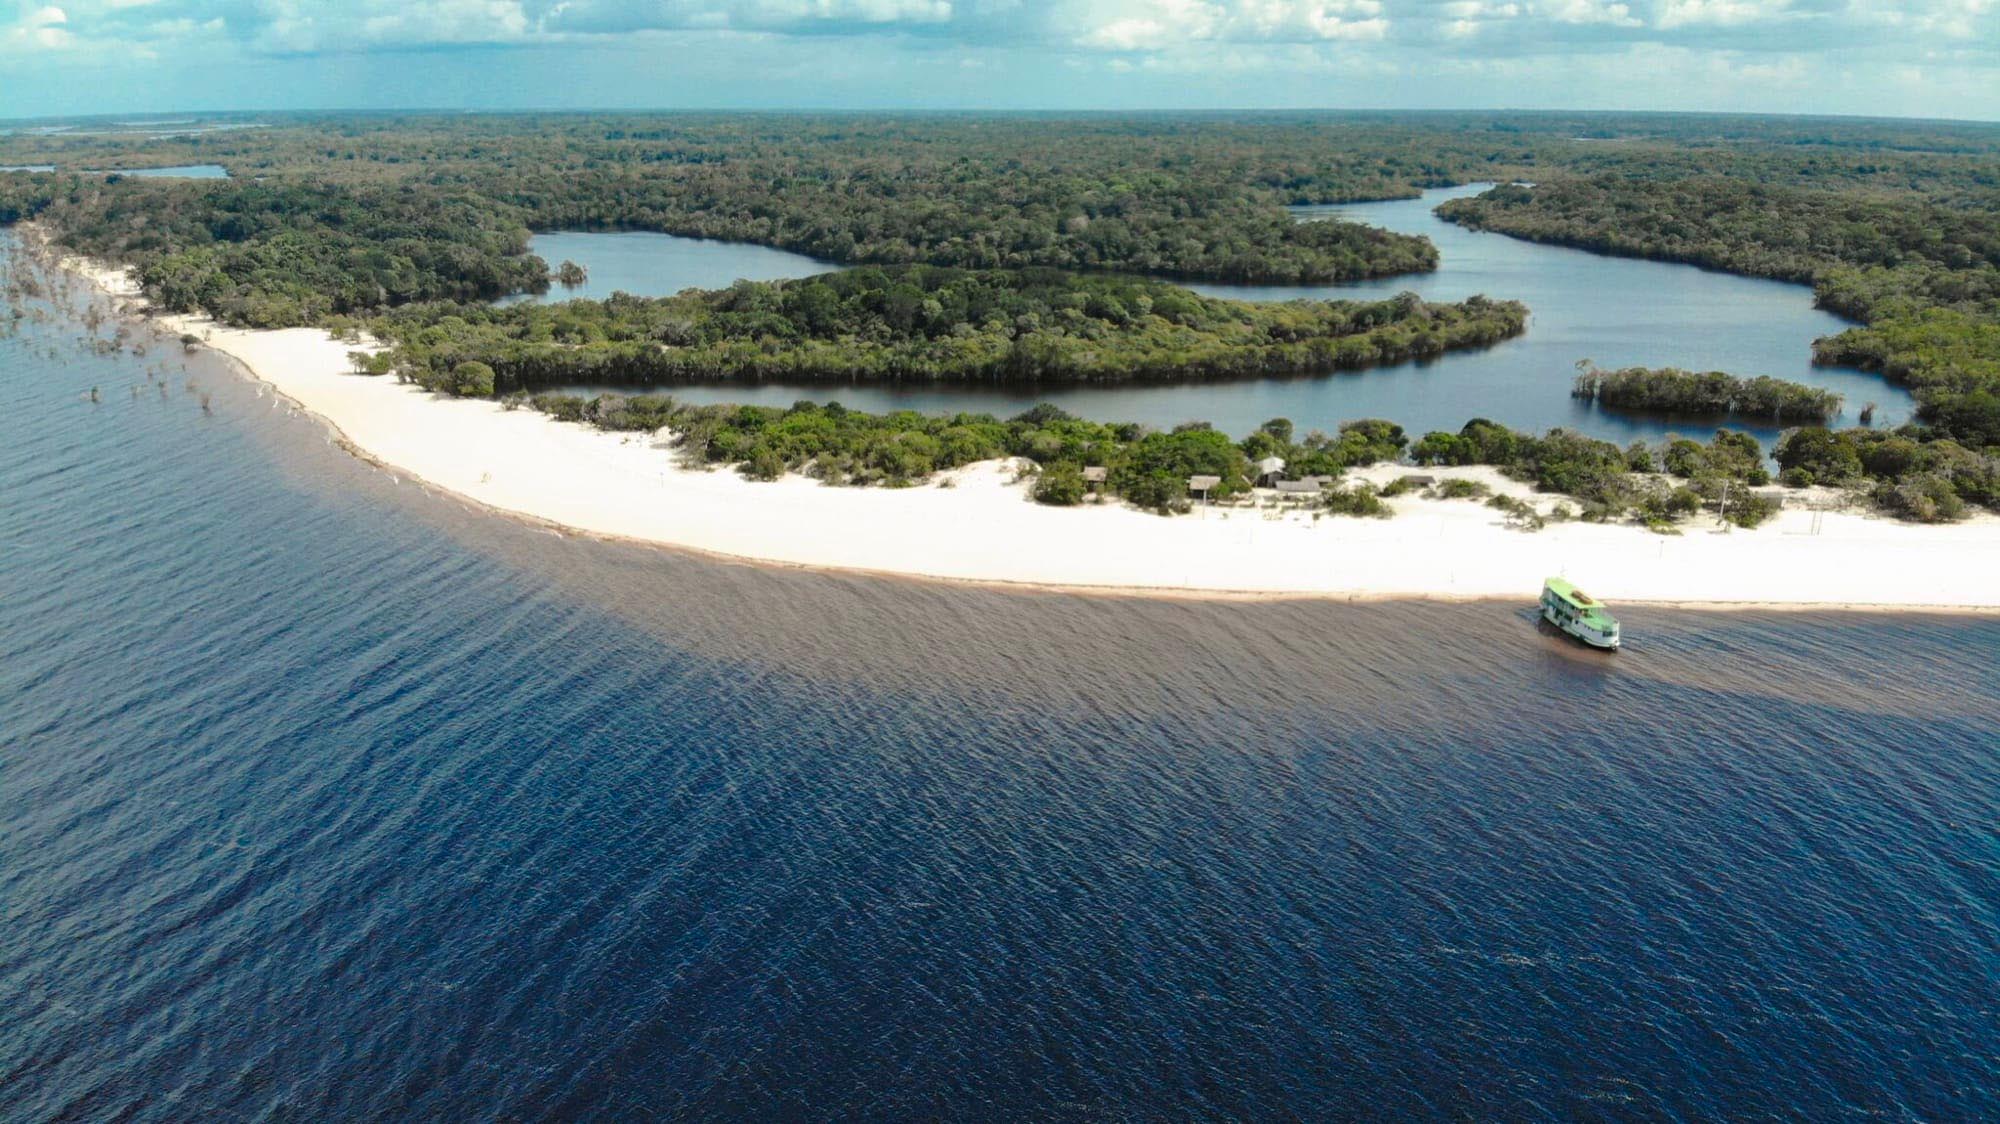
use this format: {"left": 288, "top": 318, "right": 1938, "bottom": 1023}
{"left": 1188, "top": 474, "right": 1221, "bottom": 504}
{"left": 1275, "top": 479, "right": 1324, "bottom": 500}
{"left": 1253, "top": 456, "right": 1286, "bottom": 487}
{"left": 1081, "top": 466, "right": 1108, "bottom": 493}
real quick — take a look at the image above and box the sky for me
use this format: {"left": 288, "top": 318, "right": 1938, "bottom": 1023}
{"left": 2, "top": 0, "right": 1996, "bottom": 121}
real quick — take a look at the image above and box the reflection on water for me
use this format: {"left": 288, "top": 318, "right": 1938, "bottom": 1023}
{"left": 509, "top": 230, "right": 838, "bottom": 305}
{"left": 4, "top": 240, "right": 1997, "bottom": 1120}
{"left": 525, "top": 185, "right": 1912, "bottom": 446}
{"left": 85, "top": 164, "right": 231, "bottom": 179}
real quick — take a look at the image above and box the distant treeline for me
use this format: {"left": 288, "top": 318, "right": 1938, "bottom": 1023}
{"left": 9, "top": 111, "right": 2000, "bottom": 329}
{"left": 372, "top": 268, "right": 1527, "bottom": 390}
{"left": 1571, "top": 365, "right": 1842, "bottom": 423}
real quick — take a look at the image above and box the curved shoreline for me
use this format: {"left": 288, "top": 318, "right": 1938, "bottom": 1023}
{"left": 55, "top": 247, "right": 2000, "bottom": 612}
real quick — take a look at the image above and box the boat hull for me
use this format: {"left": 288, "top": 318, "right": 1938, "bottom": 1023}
{"left": 1541, "top": 604, "right": 1621, "bottom": 650}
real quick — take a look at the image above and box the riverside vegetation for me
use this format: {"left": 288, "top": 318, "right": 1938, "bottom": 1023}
{"left": 1438, "top": 176, "right": 2000, "bottom": 513}
{"left": 500, "top": 392, "right": 1799, "bottom": 529}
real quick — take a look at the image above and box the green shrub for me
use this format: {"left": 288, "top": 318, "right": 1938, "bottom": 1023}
{"left": 1775, "top": 427, "right": 1862, "bottom": 484}
{"left": 1485, "top": 493, "right": 1545, "bottom": 530}
{"left": 1637, "top": 483, "right": 1704, "bottom": 522}
{"left": 1724, "top": 492, "right": 1781, "bottom": 528}
{"left": 1430, "top": 477, "right": 1490, "bottom": 500}
{"left": 1321, "top": 483, "right": 1391, "bottom": 518}
{"left": 740, "top": 444, "right": 786, "bottom": 481}
{"left": 449, "top": 360, "right": 495, "bottom": 398}
{"left": 1033, "top": 462, "right": 1088, "bottom": 506}
{"left": 1874, "top": 474, "right": 1969, "bottom": 523}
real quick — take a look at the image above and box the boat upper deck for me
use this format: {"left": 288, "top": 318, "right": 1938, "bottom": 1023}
{"left": 1545, "top": 578, "right": 1618, "bottom": 628}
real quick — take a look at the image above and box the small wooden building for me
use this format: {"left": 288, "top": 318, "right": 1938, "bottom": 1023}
{"left": 1188, "top": 474, "right": 1222, "bottom": 503}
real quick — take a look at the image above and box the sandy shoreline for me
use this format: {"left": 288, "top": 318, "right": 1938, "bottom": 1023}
{"left": 57, "top": 245, "right": 2000, "bottom": 611}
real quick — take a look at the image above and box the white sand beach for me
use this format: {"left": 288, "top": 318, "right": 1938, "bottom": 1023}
{"left": 69, "top": 253, "right": 2000, "bottom": 610}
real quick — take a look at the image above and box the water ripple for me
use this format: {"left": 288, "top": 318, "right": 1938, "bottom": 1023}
{"left": 1, "top": 238, "right": 1997, "bottom": 1120}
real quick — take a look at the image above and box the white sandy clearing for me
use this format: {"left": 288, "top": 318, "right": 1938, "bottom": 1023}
{"left": 69, "top": 254, "right": 2000, "bottom": 609}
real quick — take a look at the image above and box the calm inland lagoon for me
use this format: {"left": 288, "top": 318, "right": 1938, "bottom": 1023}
{"left": 2, "top": 239, "right": 1998, "bottom": 1119}
{"left": 89, "top": 164, "right": 231, "bottom": 179}
{"left": 523, "top": 185, "right": 1913, "bottom": 447}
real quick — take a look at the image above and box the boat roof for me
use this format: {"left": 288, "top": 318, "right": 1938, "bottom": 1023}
{"left": 1545, "top": 577, "right": 1617, "bottom": 621}
{"left": 1545, "top": 577, "right": 1593, "bottom": 603}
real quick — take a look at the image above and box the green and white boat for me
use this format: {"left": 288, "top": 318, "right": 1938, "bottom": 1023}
{"left": 1541, "top": 578, "right": 1621, "bottom": 650}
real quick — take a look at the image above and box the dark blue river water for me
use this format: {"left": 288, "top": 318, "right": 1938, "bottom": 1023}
{"left": 4, "top": 242, "right": 1999, "bottom": 1119}
{"left": 523, "top": 185, "right": 1913, "bottom": 446}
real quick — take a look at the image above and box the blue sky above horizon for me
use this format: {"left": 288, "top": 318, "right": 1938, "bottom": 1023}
{"left": 3, "top": 1, "right": 1997, "bottom": 122}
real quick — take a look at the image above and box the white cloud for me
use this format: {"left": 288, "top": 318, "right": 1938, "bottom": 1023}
{"left": 1842, "top": 0, "right": 1998, "bottom": 48}
{"left": 359, "top": 1, "right": 532, "bottom": 46}
{"left": 541, "top": 0, "right": 953, "bottom": 36}
{"left": 1540, "top": 0, "right": 1640, "bottom": 25}
{"left": 1440, "top": 0, "right": 1519, "bottom": 36}
{"left": 1908, "top": 0, "right": 1993, "bottom": 39}
{"left": 5, "top": 4, "right": 73, "bottom": 49}
{"left": 1655, "top": 0, "right": 1789, "bottom": 29}
{"left": 246, "top": 0, "right": 539, "bottom": 53}
{"left": 1073, "top": 0, "right": 1389, "bottom": 49}
{"left": 2, "top": 0, "right": 1996, "bottom": 106}
{"left": 1444, "top": 1, "right": 1521, "bottom": 17}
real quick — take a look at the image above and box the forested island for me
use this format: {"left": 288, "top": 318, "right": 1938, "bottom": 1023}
{"left": 1571, "top": 365, "right": 1842, "bottom": 424}
{"left": 5, "top": 109, "right": 1997, "bottom": 527}
{"left": 370, "top": 269, "right": 1525, "bottom": 391}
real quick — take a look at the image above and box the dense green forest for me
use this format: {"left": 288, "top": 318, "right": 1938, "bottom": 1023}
{"left": 370, "top": 268, "right": 1525, "bottom": 391}
{"left": 8, "top": 110, "right": 2000, "bottom": 326}
{"left": 11, "top": 111, "right": 2000, "bottom": 196}
{"left": 0, "top": 177, "right": 551, "bottom": 327}
{"left": 1571, "top": 365, "right": 1842, "bottom": 424}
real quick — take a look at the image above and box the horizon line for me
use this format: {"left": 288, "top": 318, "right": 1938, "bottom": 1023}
{"left": 6, "top": 106, "right": 2000, "bottom": 128}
